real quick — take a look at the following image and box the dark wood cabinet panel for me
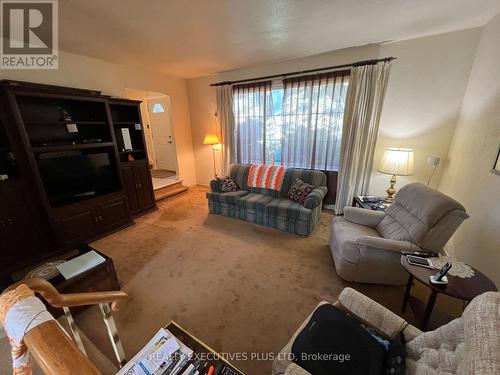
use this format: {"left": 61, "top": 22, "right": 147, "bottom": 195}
{"left": 55, "top": 194, "right": 131, "bottom": 249}
{"left": 120, "top": 165, "right": 140, "bottom": 213}
{"left": 120, "top": 161, "right": 155, "bottom": 216}
{"left": 0, "top": 180, "right": 50, "bottom": 269}
{"left": 58, "top": 210, "right": 97, "bottom": 246}
{"left": 98, "top": 198, "right": 129, "bottom": 230}
{"left": 133, "top": 163, "right": 155, "bottom": 209}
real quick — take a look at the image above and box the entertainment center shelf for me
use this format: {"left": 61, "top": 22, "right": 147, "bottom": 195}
{"left": 0, "top": 80, "right": 156, "bottom": 282}
{"left": 31, "top": 142, "right": 115, "bottom": 153}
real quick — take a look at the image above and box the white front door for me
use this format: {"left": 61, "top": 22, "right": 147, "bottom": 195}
{"left": 146, "top": 96, "right": 178, "bottom": 172}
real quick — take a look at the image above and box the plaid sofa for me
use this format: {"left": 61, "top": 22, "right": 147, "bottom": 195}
{"left": 206, "top": 164, "right": 327, "bottom": 236}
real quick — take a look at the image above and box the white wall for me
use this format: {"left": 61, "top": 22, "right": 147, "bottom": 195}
{"left": 187, "top": 29, "right": 481, "bottom": 189}
{"left": 439, "top": 13, "right": 500, "bottom": 287}
{"left": 0, "top": 49, "right": 197, "bottom": 186}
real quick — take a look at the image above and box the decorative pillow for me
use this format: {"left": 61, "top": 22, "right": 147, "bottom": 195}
{"left": 217, "top": 177, "right": 239, "bottom": 192}
{"left": 288, "top": 178, "right": 314, "bottom": 204}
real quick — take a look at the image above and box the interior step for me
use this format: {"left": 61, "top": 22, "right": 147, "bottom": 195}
{"left": 154, "top": 181, "right": 188, "bottom": 201}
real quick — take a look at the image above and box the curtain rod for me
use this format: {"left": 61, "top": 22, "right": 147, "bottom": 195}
{"left": 209, "top": 57, "right": 396, "bottom": 87}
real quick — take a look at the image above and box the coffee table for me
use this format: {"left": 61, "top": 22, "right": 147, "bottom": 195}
{"left": 400, "top": 255, "right": 497, "bottom": 330}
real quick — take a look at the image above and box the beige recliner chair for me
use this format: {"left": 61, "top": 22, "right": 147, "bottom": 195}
{"left": 272, "top": 288, "right": 500, "bottom": 375}
{"left": 330, "top": 183, "right": 469, "bottom": 285}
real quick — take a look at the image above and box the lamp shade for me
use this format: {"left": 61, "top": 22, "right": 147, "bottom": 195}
{"left": 203, "top": 133, "right": 220, "bottom": 145}
{"left": 378, "top": 148, "right": 414, "bottom": 176}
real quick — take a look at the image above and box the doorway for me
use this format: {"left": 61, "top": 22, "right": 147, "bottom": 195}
{"left": 125, "top": 89, "right": 180, "bottom": 190}
{"left": 146, "top": 96, "right": 178, "bottom": 174}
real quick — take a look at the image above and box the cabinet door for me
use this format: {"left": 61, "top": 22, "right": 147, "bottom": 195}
{"left": 58, "top": 210, "right": 97, "bottom": 247}
{"left": 1, "top": 182, "right": 49, "bottom": 267}
{"left": 132, "top": 163, "right": 155, "bottom": 210}
{"left": 120, "top": 165, "right": 140, "bottom": 213}
{"left": 97, "top": 198, "right": 129, "bottom": 231}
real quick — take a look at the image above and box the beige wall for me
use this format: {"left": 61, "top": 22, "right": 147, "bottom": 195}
{"left": 187, "top": 29, "right": 481, "bottom": 189}
{"left": 371, "top": 29, "right": 480, "bottom": 194}
{"left": 0, "top": 50, "right": 197, "bottom": 186}
{"left": 439, "top": 13, "right": 500, "bottom": 287}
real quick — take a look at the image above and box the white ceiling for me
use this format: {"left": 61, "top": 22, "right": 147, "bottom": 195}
{"left": 59, "top": 0, "right": 500, "bottom": 78}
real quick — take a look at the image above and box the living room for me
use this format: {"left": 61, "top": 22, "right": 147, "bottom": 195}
{"left": 0, "top": 1, "right": 499, "bottom": 374}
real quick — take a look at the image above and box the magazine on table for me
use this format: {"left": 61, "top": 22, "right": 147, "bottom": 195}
{"left": 117, "top": 328, "right": 193, "bottom": 375}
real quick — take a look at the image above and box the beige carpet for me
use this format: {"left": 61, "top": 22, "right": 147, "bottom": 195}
{"left": 0, "top": 186, "right": 463, "bottom": 374}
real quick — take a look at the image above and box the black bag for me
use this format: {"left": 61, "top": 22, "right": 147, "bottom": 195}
{"left": 291, "top": 304, "right": 392, "bottom": 375}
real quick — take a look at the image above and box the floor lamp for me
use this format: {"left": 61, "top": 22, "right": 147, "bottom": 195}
{"left": 203, "top": 133, "right": 220, "bottom": 178}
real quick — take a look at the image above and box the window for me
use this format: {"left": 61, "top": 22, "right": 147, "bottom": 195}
{"left": 232, "top": 71, "right": 349, "bottom": 171}
{"left": 152, "top": 103, "right": 165, "bottom": 113}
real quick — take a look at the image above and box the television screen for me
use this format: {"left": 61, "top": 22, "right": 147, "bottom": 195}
{"left": 37, "top": 151, "right": 120, "bottom": 207}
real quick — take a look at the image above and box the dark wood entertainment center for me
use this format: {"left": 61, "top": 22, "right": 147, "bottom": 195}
{"left": 0, "top": 80, "right": 156, "bottom": 283}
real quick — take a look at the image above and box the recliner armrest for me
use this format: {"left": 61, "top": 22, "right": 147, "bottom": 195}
{"left": 356, "top": 236, "right": 419, "bottom": 253}
{"left": 304, "top": 186, "right": 327, "bottom": 209}
{"left": 338, "top": 287, "right": 418, "bottom": 339}
{"left": 343, "top": 206, "right": 385, "bottom": 228}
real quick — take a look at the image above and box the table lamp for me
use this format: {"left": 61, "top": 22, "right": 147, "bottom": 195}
{"left": 203, "top": 133, "right": 220, "bottom": 178}
{"left": 378, "top": 147, "right": 414, "bottom": 203}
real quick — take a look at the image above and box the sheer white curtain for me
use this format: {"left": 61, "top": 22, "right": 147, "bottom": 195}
{"left": 281, "top": 72, "right": 349, "bottom": 170}
{"left": 232, "top": 72, "right": 349, "bottom": 172}
{"left": 233, "top": 82, "right": 272, "bottom": 164}
{"left": 216, "top": 85, "right": 235, "bottom": 176}
{"left": 335, "top": 62, "right": 392, "bottom": 214}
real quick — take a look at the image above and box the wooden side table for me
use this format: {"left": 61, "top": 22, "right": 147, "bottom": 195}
{"left": 400, "top": 255, "right": 497, "bottom": 330}
{"left": 352, "top": 196, "right": 387, "bottom": 211}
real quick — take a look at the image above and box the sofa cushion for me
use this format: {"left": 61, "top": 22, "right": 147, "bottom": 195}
{"left": 280, "top": 168, "right": 327, "bottom": 197}
{"left": 265, "top": 197, "right": 313, "bottom": 222}
{"left": 331, "top": 217, "right": 381, "bottom": 264}
{"left": 376, "top": 213, "right": 415, "bottom": 242}
{"left": 395, "top": 183, "right": 466, "bottom": 227}
{"left": 376, "top": 183, "right": 468, "bottom": 244}
{"left": 206, "top": 190, "right": 249, "bottom": 204}
{"left": 237, "top": 192, "right": 273, "bottom": 212}
{"left": 228, "top": 164, "right": 252, "bottom": 191}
